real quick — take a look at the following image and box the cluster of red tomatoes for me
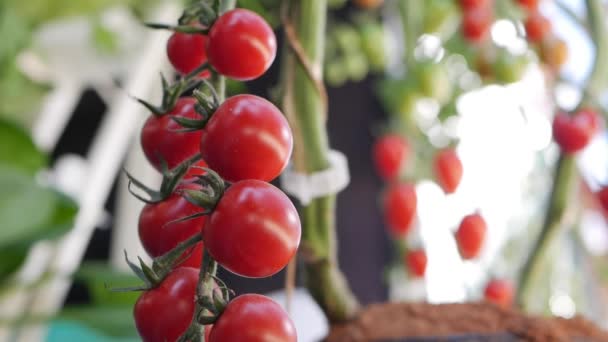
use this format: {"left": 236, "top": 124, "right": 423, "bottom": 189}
{"left": 132, "top": 7, "right": 300, "bottom": 342}
{"left": 517, "top": 0, "right": 568, "bottom": 71}
{"left": 372, "top": 134, "right": 515, "bottom": 306}
{"left": 459, "top": 0, "right": 494, "bottom": 43}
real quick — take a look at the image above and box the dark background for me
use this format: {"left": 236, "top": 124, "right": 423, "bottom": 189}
{"left": 53, "top": 12, "right": 392, "bottom": 306}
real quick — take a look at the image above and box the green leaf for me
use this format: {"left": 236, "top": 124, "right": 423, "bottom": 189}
{"left": 0, "top": 245, "right": 29, "bottom": 280}
{"left": 0, "top": 118, "right": 46, "bottom": 174}
{"left": 57, "top": 306, "right": 138, "bottom": 338}
{"left": 0, "top": 166, "right": 77, "bottom": 248}
{"left": 75, "top": 262, "right": 141, "bottom": 306}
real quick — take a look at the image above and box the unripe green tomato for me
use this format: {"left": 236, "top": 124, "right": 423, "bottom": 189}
{"left": 360, "top": 23, "right": 386, "bottom": 72}
{"left": 493, "top": 52, "right": 529, "bottom": 84}
{"left": 397, "top": 87, "right": 423, "bottom": 118}
{"left": 423, "top": 0, "right": 458, "bottom": 36}
{"left": 325, "top": 60, "right": 349, "bottom": 87}
{"left": 333, "top": 25, "right": 362, "bottom": 53}
{"left": 416, "top": 62, "right": 452, "bottom": 104}
{"left": 345, "top": 53, "right": 369, "bottom": 82}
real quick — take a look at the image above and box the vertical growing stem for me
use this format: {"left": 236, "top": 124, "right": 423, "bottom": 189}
{"left": 517, "top": 0, "right": 607, "bottom": 306}
{"left": 282, "top": 0, "right": 359, "bottom": 323}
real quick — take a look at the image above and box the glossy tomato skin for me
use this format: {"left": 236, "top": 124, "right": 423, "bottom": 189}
{"left": 134, "top": 267, "right": 199, "bottom": 342}
{"left": 200, "top": 94, "right": 292, "bottom": 182}
{"left": 456, "top": 213, "right": 487, "bottom": 259}
{"left": 141, "top": 97, "right": 203, "bottom": 172}
{"left": 383, "top": 183, "right": 417, "bottom": 237}
{"left": 209, "top": 294, "right": 297, "bottom": 342}
{"left": 167, "top": 32, "right": 210, "bottom": 78}
{"left": 524, "top": 12, "right": 550, "bottom": 43}
{"left": 405, "top": 249, "right": 427, "bottom": 278}
{"left": 204, "top": 180, "right": 301, "bottom": 278}
{"left": 484, "top": 279, "right": 514, "bottom": 307}
{"left": 462, "top": 7, "right": 492, "bottom": 42}
{"left": 138, "top": 192, "right": 206, "bottom": 268}
{"left": 373, "top": 134, "right": 409, "bottom": 180}
{"left": 207, "top": 9, "right": 277, "bottom": 81}
{"left": 434, "top": 148, "right": 463, "bottom": 194}
{"left": 552, "top": 111, "right": 597, "bottom": 154}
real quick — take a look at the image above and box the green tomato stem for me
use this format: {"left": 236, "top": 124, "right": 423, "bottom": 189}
{"left": 282, "top": 0, "right": 359, "bottom": 323}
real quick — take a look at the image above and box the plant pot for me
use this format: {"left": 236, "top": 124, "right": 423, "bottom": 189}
{"left": 325, "top": 302, "right": 608, "bottom": 342}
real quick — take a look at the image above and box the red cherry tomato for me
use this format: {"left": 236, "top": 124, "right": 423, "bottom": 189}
{"left": 516, "top": 0, "right": 539, "bottom": 11}
{"left": 455, "top": 213, "right": 487, "bottom": 259}
{"left": 597, "top": 186, "right": 608, "bottom": 213}
{"left": 373, "top": 134, "right": 409, "bottom": 181}
{"left": 383, "top": 183, "right": 417, "bottom": 237}
{"left": 138, "top": 190, "right": 206, "bottom": 268}
{"left": 209, "top": 294, "right": 297, "bottom": 342}
{"left": 524, "top": 12, "right": 550, "bottom": 43}
{"left": 167, "top": 31, "right": 210, "bottom": 78}
{"left": 141, "top": 97, "right": 203, "bottom": 172}
{"left": 462, "top": 7, "right": 493, "bottom": 43}
{"left": 204, "top": 180, "right": 301, "bottom": 278}
{"left": 200, "top": 94, "right": 293, "bottom": 182}
{"left": 405, "top": 248, "right": 427, "bottom": 278}
{"left": 459, "top": 0, "right": 489, "bottom": 10}
{"left": 484, "top": 278, "right": 514, "bottom": 307}
{"left": 552, "top": 110, "right": 598, "bottom": 154}
{"left": 353, "top": 0, "right": 384, "bottom": 9}
{"left": 434, "top": 148, "right": 463, "bottom": 194}
{"left": 207, "top": 9, "right": 277, "bottom": 81}
{"left": 134, "top": 267, "right": 199, "bottom": 342}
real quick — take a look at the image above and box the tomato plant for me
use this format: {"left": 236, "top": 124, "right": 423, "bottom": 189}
{"left": 459, "top": 0, "right": 489, "bottom": 10}
{"left": 141, "top": 97, "right": 203, "bottom": 171}
{"left": 373, "top": 134, "right": 409, "bottom": 181}
{"left": 597, "top": 186, "right": 608, "bottom": 212}
{"left": 138, "top": 192, "right": 206, "bottom": 268}
{"left": 209, "top": 294, "right": 297, "bottom": 342}
{"left": 405, "top": 248, "right": 427, "bottom": 278}
{"left": 552, "top": 110, "right": 597, "bottom": 154}
{"left": 524, "top": 12, "right": 550, "bottom": 43}
{"left": 516, "top": 0, "right": 539, "bottom": 11}
{"left": 167, "top": 31, "right": 210, "bottom": 78}
{"left": 455, "top": 213, "right": 487, "bottom": 260}
{"left": 353, "top": 0, "right": 384, "bottom": 10}
{"left": 383, "top": 183, "right": 417, "bottom": 237}
{"left": 434, "top": 148, "right": 463, "bottom": 194}
{"left": 200, "top": 94, "right": 293, "bottom": 182}
{"left": 207, "top": 9, "right": 277, "bottom": 81}
{"left": 484, "top": 279, "right": 514, "bottom": 307}
{"left": 203, "top": 180, "right": 301, "bottom": 278}
{"left": 134, "top": 267, "right": 199, "bottom": 342}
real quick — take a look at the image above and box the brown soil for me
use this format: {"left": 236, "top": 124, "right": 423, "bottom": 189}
{"left": 325, "top": 302, "right": 608, "bottom": 342}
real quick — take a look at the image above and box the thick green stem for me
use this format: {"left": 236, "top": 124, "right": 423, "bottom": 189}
{"left": 398, "top": 0, "right": 422, "bottom": 70}
{"left": 517, "top": 156, "right": 577, "bottom": 305}
{"left": 517, "top": 0, "right": 608, "bottom": 306}
{"left": 282, "top": 0, "right": 359, "bottom": 323}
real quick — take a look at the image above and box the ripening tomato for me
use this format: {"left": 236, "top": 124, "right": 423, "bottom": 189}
{"left": 552, "top": 110, "right": 598, "bottom": 154}
{"left": 405, "top": 248, "right": 427, "bottom": 278}
{"left": 484, "top": 279, "right": 514, "bottom": 307}
{"left": 597, "top": 186, "right": 608, "bottom": 212}
{"left": 383, "top": 183, "right": 417, "bottom": 237}
{"left": 209, "top": 294, "right": 297, "bottom": 342}
{"left": 134, "top": 267, "right": 199, "bottom": 342}
{"left": 207, "top": 9, "right": 277, "bottom": 80}
{"left": 141, "top": 97, "right": 203, "bottom": 172}
{"left": 167, "top": 31, "right": 210, "bottom": 78}
{"left": 373, "top": 134, "right": 409, "bottom": 180}
{"left": 204, "top": 180, "right": 301, "bottom": 278}
{"left": 462, "top": 6, "right": 493, "bottom": 43}
{"left": 455, "top": 213, "right": 487, "bottom": 259}
{"left": 524, "top": 12, "right": 550, "bottom": 43}
{"left": 353, "top": 0, "right": 384, "bottom": 9}
{"left": 434, "top": 148, "right": 463, "bottom": 194}
{"left": 200, "top": 94, "right": 293, "bottom": 182}
{"left": 516, "top": 0, "right": 539, "bottom": 11}
{"left": 459, "top": 0, "right": 489, "bottom": 10}
{"left": 138, "top": 189, "right": 206, "bottom": 268}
